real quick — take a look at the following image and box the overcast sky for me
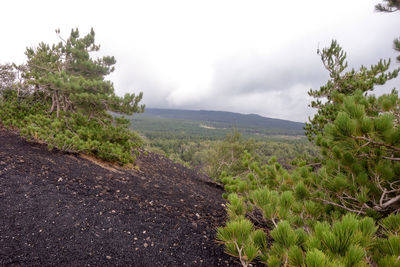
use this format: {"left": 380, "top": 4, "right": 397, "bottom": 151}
{"left": 1, "top": 0, "right": 399, "bottom": 122}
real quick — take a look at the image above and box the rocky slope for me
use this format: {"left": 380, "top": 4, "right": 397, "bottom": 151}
{"left": 0, "top": 127, "right": 239, "bottom": 266}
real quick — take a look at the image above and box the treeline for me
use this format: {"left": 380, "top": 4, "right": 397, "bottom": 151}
{"left": 130, "top": 115, "right": 305, "bottom": 139}
{"left": 142, "top": 131, "right": 318, "bottom": 174}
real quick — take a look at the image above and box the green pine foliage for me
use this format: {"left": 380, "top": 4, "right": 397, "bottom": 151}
{"left": 206, "top": 130, "right": 257, "bottom": 179}
{"left": 312, "top": 89, "right": 400, "bottom": 215}
{"left": 305, "top": 40, "right": 399, "bottom": 141}
{"left": 217, "top": 218, "right": 262, "bottom": 267}
{"left": 0, "top": 29, "right": 144, "bottom": 164}
{"left": 375, "top": 0, "right": 400, "bottom": 12}
{"left": 217, "top": 36, "right": 400, "bottom": 266}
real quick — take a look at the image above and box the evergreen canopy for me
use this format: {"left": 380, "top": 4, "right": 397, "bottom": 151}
{"left": 0, "top": 28, "right": 144, "bottom": 164}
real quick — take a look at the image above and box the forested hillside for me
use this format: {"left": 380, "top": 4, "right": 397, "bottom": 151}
{"left": 1, "top": 1, "right": 400, "bottom": 266}
{"left": 125, "top": 108, "right": 315, "bottom": 172}
{"left": 135, "top": 108, "right": 304, "bottom": 133}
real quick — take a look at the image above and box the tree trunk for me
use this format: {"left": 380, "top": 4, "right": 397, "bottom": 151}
{"left": 54, "top": 90, "right": 60, "bottom": 118}
{"left": 49, "top": 92, "right": 56, "bottom": 113}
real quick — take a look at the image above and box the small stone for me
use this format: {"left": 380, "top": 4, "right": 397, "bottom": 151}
{"left": 191, "top": 222, "right": 198, "bottom": 228}
{"left": 106, "top": 256, "right": 111, "bottom": 260}
{"left": 143, "top": 243, "right": 148, "bottom": 248}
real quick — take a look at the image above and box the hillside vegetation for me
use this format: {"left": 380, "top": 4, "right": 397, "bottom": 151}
{"left": 134, "top": 108, "right": 304, "bottom": 135}
{"left": 0, "top": 29, "right": 144, "bottom": 164}
{"left": 215, "top": 2, "right": 400, "bottom": 265}
{"left": 1, "top": 1, "right": 400, "bottom": 266}
{"left": 126, "top": 109, "right": 317, "bottom": 175}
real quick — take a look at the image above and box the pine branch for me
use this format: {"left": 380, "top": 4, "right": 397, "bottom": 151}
{"left": 312, "top": 197, "right": 366, "bottom": 214}
{"left": 375, "top": 194, "right": 400, "bottom": 210}
{"left": 353, "top": 136, "right": 400, "bottom": 152}
{"left": 383, "top": 156, "right": 400, "bottom": 161}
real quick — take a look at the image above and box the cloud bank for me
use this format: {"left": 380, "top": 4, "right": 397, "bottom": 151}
{"left": 1, "top": 0, "right": 399, "bottom": 122}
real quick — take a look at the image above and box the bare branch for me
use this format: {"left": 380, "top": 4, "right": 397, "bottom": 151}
{"left": 375, "top": 194, "right": 400, "bottom": 210}
{"left": 312, "top": 197, "right": 366, "bottom": 214}
{"left": 353, "top": 136, "right": 400, "bottom": 152}
{"left": 383, "top": 156, "right": 400, "bottom": 161}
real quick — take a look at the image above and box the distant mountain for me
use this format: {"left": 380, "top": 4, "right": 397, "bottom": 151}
{"left": 138, "top": 108, "right": 304, "bottom": 132}
{"left": 131, "top": 108, "right": 305, "bottom": 137}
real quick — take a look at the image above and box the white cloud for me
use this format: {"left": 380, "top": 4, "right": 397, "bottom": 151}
{"left": 1, "top": 0, "right": 399, "bottom": 122}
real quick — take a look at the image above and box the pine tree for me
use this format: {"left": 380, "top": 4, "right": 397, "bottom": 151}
{"left": 375, "top": 0, "right": 400, "bottom": 62}
{"left": 304, "top": 40, "right": 399, "bottom": 141}
{"left": 0, "top": 29, "right": 144, "bottom": 164}
{"left": 217, "top": 3, "right": 400, "bottom": 264}
{"left": 24, "top": 28, "right": 144, "bottom": 119}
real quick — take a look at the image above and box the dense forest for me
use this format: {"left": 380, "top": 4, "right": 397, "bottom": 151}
{"left": 134, "top": 108, "right": 305, "bottom": 134}
{"left": 1, "top": 1, "right": 400, "bottom": 266}
{"left": 125, "top": 109, "right": 317, "bottom": 175}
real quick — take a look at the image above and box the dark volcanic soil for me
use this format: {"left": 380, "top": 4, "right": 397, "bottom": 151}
{"left": 0, "top": 128, "right": 239, "bottom": 266}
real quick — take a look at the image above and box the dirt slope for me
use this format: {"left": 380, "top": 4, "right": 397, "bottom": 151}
{"left": 0, "top": 128, "right": 239, "bottom": 266}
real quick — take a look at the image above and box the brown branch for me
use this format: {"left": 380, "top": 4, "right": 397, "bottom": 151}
{"left": 360, "top": 141, "right": 371, "bottom": 148}
{"left": 380, "top": 190, "right": 386, "bottom": 207}
{"left": 383, "top": 156, "right": 400, "bottom": 161}
{"left": 49, "top": 92, "right": 56, "bottom": 113}
{"left": 305, "top": 162, "right": 322, "bottom": 167}
{"left": 389, "top": 180, "right": 400, "bottom": 191}
{"left": 384, "top": 188, "right": 400, "bottom": 194}
{"left": 312, "top": 197, "right": 366, "bottom": 214}
{"left": 54, "top": 90, "right": 60, "bottom": 118}
{"left": 353, "top": 136, "right": 400, "bottom": 152}
{"left": 233, "top": 241, "right": 249, "bottom": 267}
{"left": 375, "top": 194, "right": 400, "bottom": 211}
